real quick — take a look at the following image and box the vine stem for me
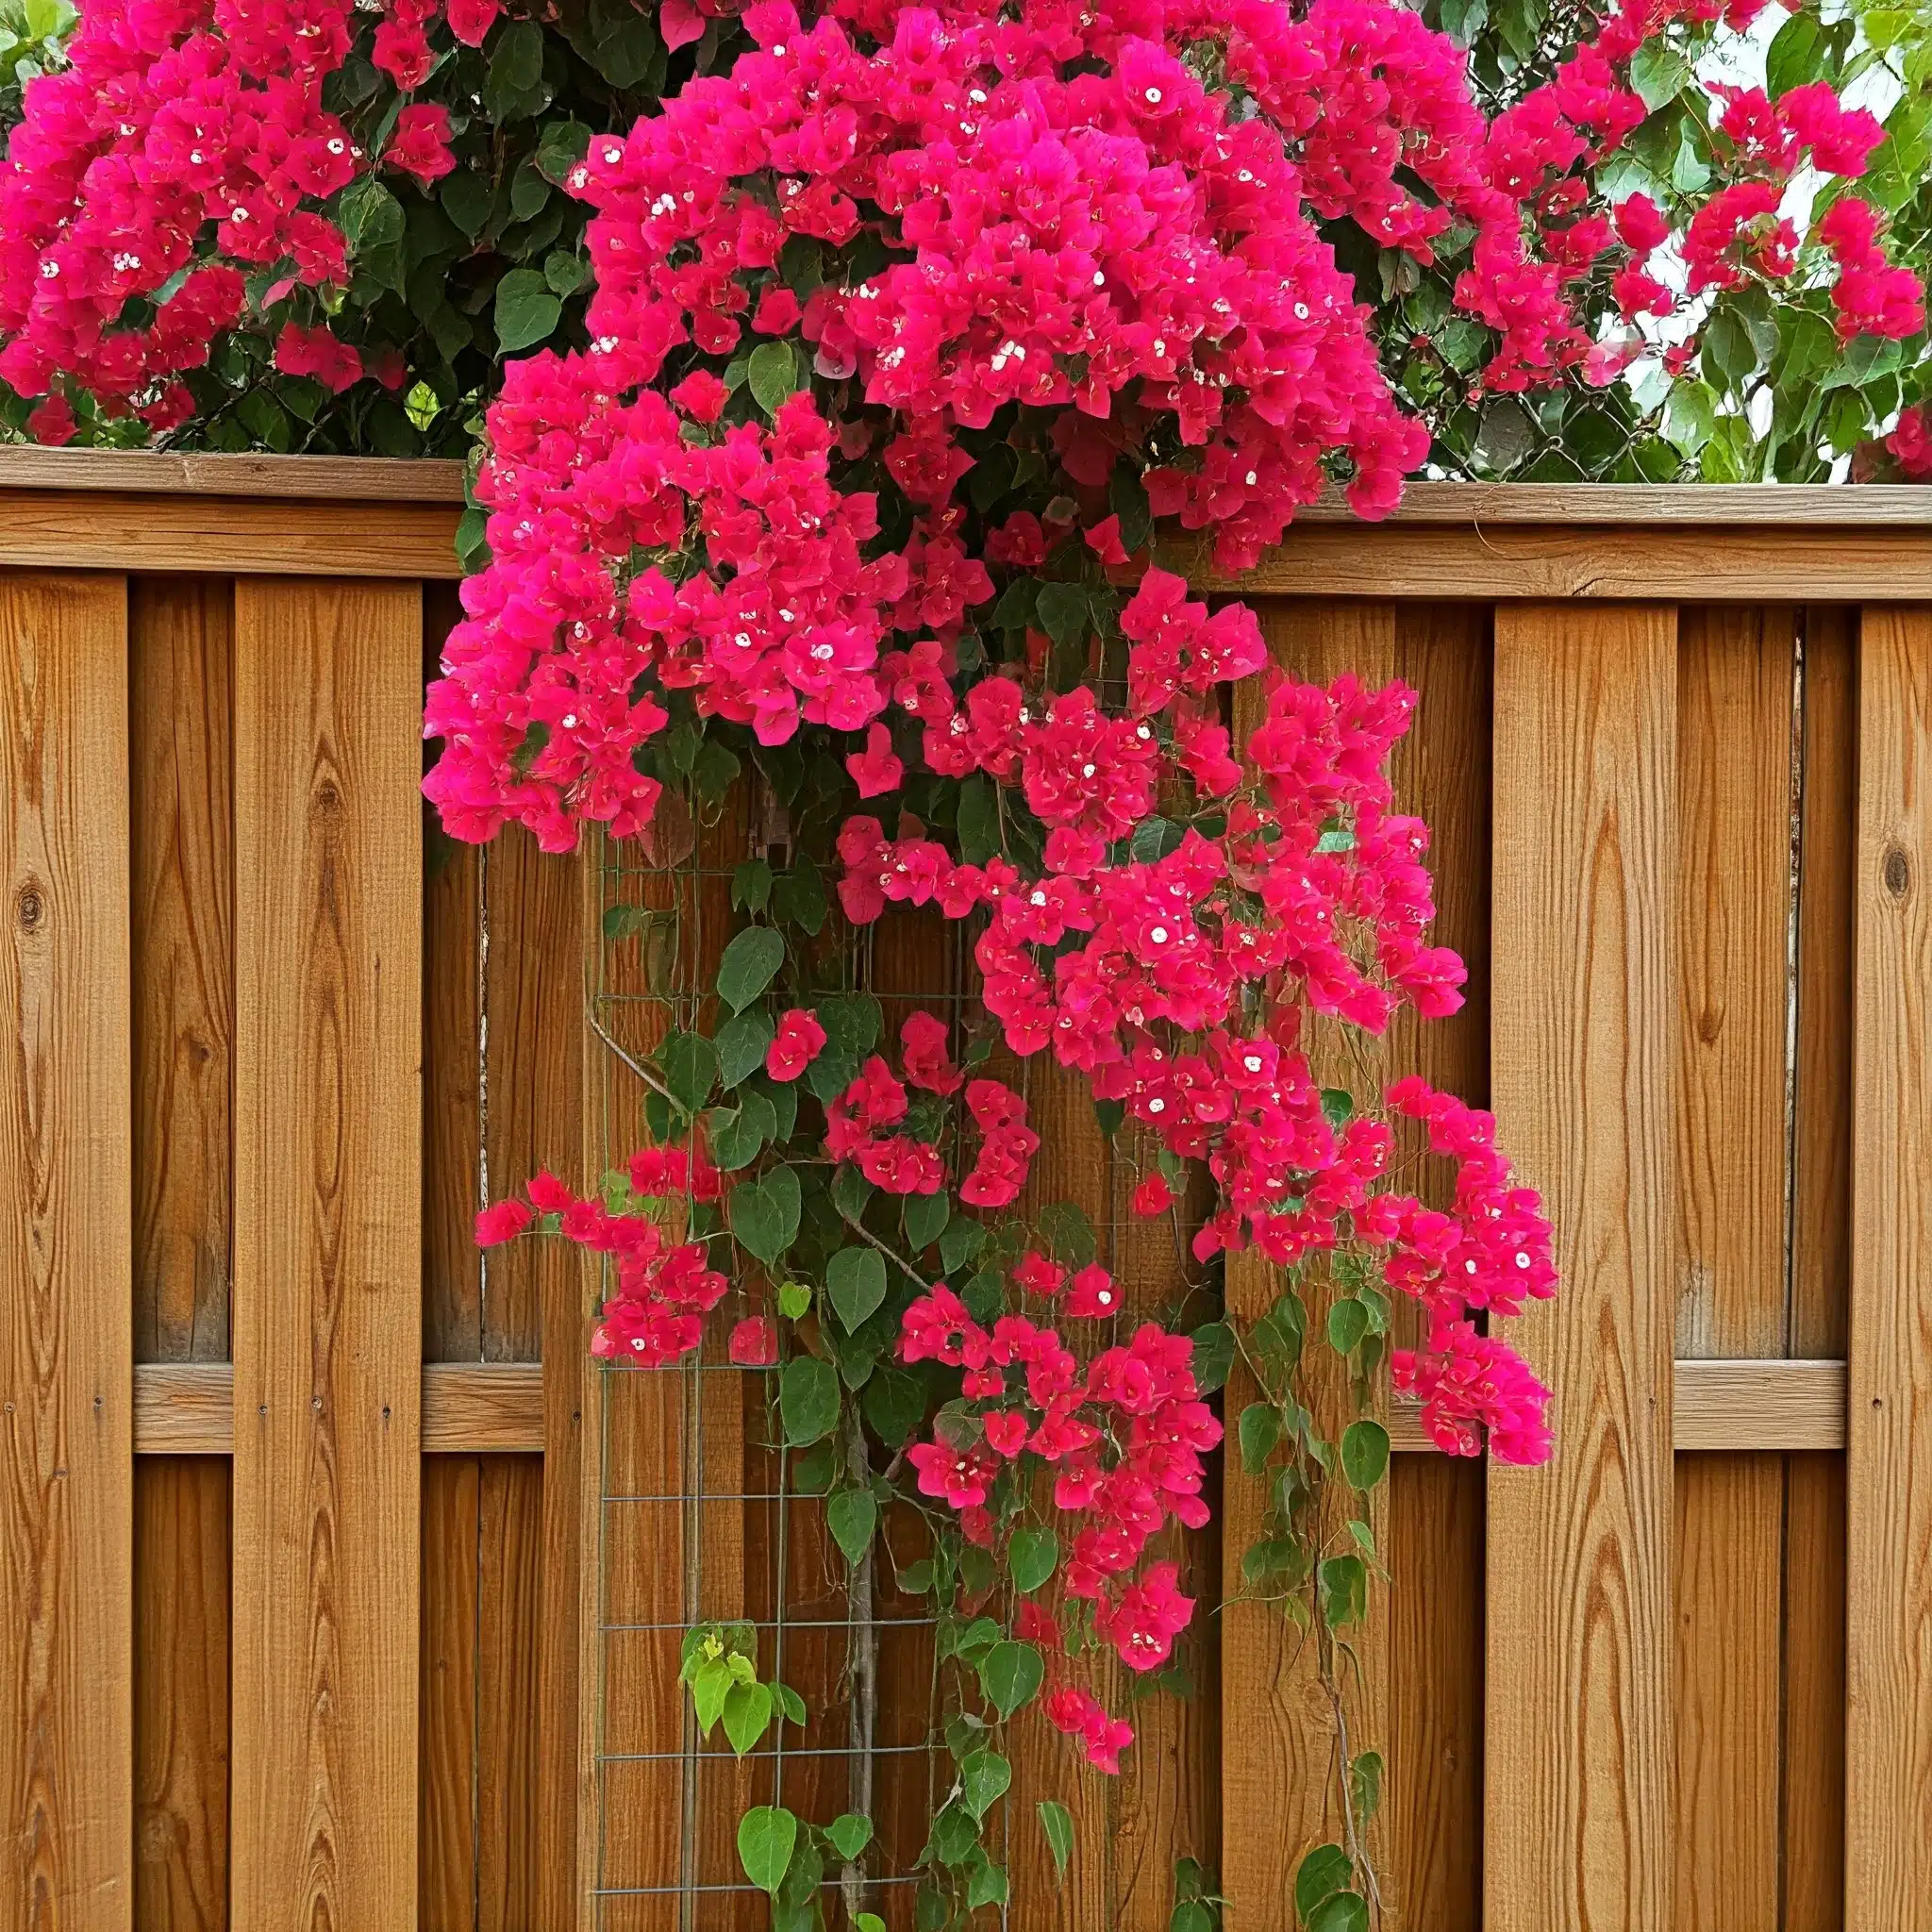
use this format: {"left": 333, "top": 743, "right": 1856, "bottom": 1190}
{"left": 836, "top": 1206, "right": 940, "bottom": 1295}
{"left": 841, "top": 1407, "right": 878, "bottom": 1924}
{"left": 1318, "top": 1630, "right": 1384, "bottom": 1925}
{"left": 586, "top": 1002, "right": 683, "bottom": 1109}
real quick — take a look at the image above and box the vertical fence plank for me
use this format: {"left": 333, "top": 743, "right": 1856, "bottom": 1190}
{"left": 230, "top": 576, "right": 424, "bottom": 1928}
{"left": 131, "top": 576, "right": 235, "bottom": 1365}
{"left": 1486, "top": 602, "right": 1675, "bottom": 1932}
{"left": 0, "top": 572, "right": 134, "bottom": 1932}
{"left": 1671, "top": 608, "right": 1794, "bottom": 1932}
{"left": 1845, "top": 604, "right": 1932, "bottom": 1923}
{"left": 1385, "top": 601, "right": 1492, "bottom": 1932}
{"left": 477, "top": 1455, "right": 545, "bottom": 1932}
{"left": 1783, "top": 606, "right": 1855, "bottom": 1932}
{"left": 1222, "top": 602, "right": 1397, "bottom": 1928}
{"left": 128, "top": 575, "right": 236, "bottom": 1932}
{"left": 483, "top": 826, "right": 588, "bottom": 1924}
{"left": 132, "top": 1459, "right": 230, "bottom": 1932}
{"left": 419, "top": 1455, "right": 479, "bottom": 1932}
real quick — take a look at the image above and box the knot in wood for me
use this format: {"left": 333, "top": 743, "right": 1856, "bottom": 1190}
{"left": 1883, "top": 844, "right": 1910, "bottom": 900}
{"left": 15, "top": 883, "right": 43, "bottom": 931}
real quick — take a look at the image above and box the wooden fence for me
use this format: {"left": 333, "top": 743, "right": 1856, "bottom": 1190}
{"left": 1, "top": 451, "right": 1928, "bottom": 1930}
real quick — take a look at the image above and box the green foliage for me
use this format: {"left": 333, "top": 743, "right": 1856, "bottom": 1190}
{"left": 716, "top": 924, "right": 786, "bottom": 1012}
{"left": 678, "top": 1624, "right": 803, "bottom": 1762}
{"left": 1036, "top": 1801, "right": 1075, "bottom": 1877}
{"left": 737, "top": 1806, "right": 798, "bottom": 1895}
{"left": 977, "top": 1640, "right": 1044, "bottom": 1719}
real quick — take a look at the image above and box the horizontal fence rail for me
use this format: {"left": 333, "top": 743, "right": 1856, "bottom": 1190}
{"left": 1, "top": 450, "right": 1926, "bottom": 1930}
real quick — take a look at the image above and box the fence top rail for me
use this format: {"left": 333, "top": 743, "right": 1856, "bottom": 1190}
{"left": 3, "top": 446, "right": 1932, "bottom": 524}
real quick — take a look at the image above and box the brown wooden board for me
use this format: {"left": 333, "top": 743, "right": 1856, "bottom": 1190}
{"left": 0, "top": 571, "right": 135, "bottom": 1932}
{"left": 129, "top": 575, "right": 237, "bottom": 1931}
{"left": 1486, "top": 602, "right": 1676, "bottom": 1932}
{"left": 1845, "top": 604, "right": 1932, "bottom": 1922}
{"left": 230, "top": 577, "right": 424, "bottom": 1925}
{"left": 1383, "top": 601, "right": 1492, "bottom": 1932}
{"left": 483, "top": 826, "right": 590, "bottom": 1922}
{"left": 1670, "top": 608, "right": 1796, "bottom": 1932}
{"left": 133, "top": 1458, "right": 231, "bottom": 1931}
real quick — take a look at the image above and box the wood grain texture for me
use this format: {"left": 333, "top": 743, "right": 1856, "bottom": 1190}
{"left": 128, "top": 578, "right": 238, "bottom": 1931}
{"left": 1783, "top": 605, "right": 1856, "bottom": 1932}
{"left": 230, "top": 576, "right": 424, "bottom": 1928}
{"left": 0, "top": 571, "right": 134, "bottom": 1932}
{"left": 481, "top": 826, "right": 589, "bottom": 1922}
{"left": 1670, "top": 608, "right": 1795, "bottom": 1932}
{"left": 1781, "top": 1450, "right": 1846, "bottom": 1932}
{"left": 0, "top": 448, "right": 470, "bottom": 501}
{"left": 1274, "top": 485, "right": 1932, "bottom": 526}
{"left": 1673, "top": 608, "right": 1796, "bottom": 1364}
{"left": 0, "top": 491, "right": 461, "bottom": 577}
{"left": 133, "top": 1365, "right": 238, "bottom": 1456}
{"left": 1391, "top": 1360, "right": 1846, "bottom": 1454}
{"left": 12, "top": 451, "right": 1932, "bottom": 523}
{"left": 418, "top": 1456, "right": 479, "bottom": 1932}
{"left": 1221, "top": 603, "right": 1397, "bottom": 1930}
{"left": 1486, "top": 602, "right": 1676, "bottom": 1932}
{"left": 128, "top": 1353, "right": 1845, "bottom": 1454}
{"left": 1382, "top": 603, "right": 1491, "bottom": 1931}
{"left": 130, "top": 577, "right": 234, "bottom": 1363}
{"left": 1845, "top": 604, "right": 1932, "bottom": 1924}
{"left": 477, "top": 1456, "right": 545, "bottom": 1930}
{"left": 1673, "top": 1455, "right": 1782, "bottom": 1932}
{"left": 133, "top": 1459, "right": 230, "bottom": 1932}
{"left": 425, "top": 1364, "right": 545, "bottom": 1452}
{"left": 1387, "top": 1457, "right": 1483, "bottom": 1932}
{"left": 131, "top": 1361, "right": 542, "bottom": 1453}
{"left": 1667, "top": 1361, "right": 1844, "bottom": 1451}
{"left": 1183, "top": 527, "right": 1932, "bottom": 602}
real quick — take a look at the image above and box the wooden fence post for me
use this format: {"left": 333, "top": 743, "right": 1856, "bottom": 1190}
{"left": 1485, "top": 604, "right": 1676, "bottom": 1932}
{"left": 1845, "top": 604, "right": 1932, "bottom": 1921}
{"left": 230, "top": 578, "right": 424, "bottom": 1926}
{"left": 0, "top": 574, "right": 134, "bottom": 1932}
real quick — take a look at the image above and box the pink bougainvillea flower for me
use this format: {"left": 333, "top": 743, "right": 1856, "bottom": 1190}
{"left": 475, "top": 1198, "right": 532, "bottom": 1246}
{"left": 385, "top": 104, "right": 458, "bottom": 187}
{"left": 766, "top": 1008, "right": 826, "bottom": 1081}
{"left": 274, "top": 324, "right": 363, "bottom": 393}
{"left": 845, "top": 722, "right": 905, "bottom": 798}
{"left": 728, "top": 1316, "right": 779, "bottom": 1366}
{"left": 899, "top": 1010, "right": 961, "bottom": 1094}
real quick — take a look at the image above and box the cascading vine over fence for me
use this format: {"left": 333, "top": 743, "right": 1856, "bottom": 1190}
{"left": 1, "top": 458, "right": 1929, "bottom": 1932}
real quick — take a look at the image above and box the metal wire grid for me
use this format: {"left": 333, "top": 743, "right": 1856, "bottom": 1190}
{"left": 585, "top": 784, "right": 1217, "bottom": 1928}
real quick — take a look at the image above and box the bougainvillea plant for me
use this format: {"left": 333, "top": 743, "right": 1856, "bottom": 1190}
{"left": 0, "top": 0, "right": 1925, "bottom": 472}
{"left": 3, "top": 0, "right": 1926, "bottom": 1924}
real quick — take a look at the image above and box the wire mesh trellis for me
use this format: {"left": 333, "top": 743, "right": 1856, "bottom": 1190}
{"left": 581, "top": 773, "right": 1224, "bottom": 1930}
